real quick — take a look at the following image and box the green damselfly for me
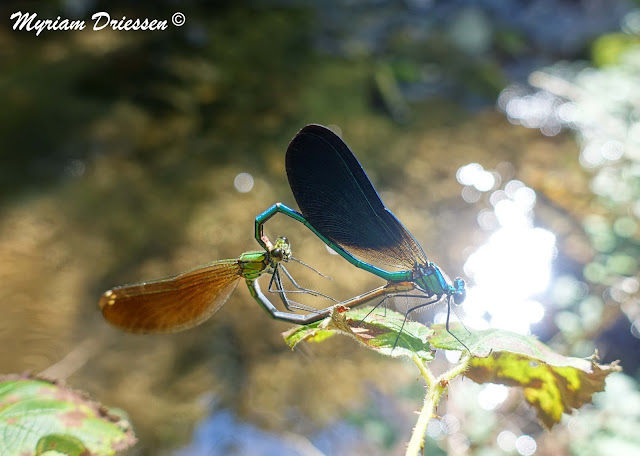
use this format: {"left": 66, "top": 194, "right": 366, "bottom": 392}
{"left": 100, "top": 237, "right": 338, "bottom": 332}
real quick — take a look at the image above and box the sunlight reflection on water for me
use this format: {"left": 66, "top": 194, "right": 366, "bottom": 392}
{"left": 457, "top": 164, "right": 556, "bottom": 334}
{"left": 234, "top": 172, "right": 255, "bottom": 193}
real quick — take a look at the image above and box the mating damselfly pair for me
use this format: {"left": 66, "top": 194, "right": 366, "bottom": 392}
{"left": 100, "top": 125, "right": 468, "bottom": 349}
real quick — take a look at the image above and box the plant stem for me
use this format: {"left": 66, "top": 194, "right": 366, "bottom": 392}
{"left": 405, "top": 353, "right": 471, "bottom": 456}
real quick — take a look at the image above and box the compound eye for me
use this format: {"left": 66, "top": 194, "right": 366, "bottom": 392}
{"left": 280, "top": 236, "right": 288, "bottom": 243}
{"left": 271, "top": 248, "right": 283, "bottom": 261}
{"left": 453, "top": 278, "right": 466, "bottom": 304}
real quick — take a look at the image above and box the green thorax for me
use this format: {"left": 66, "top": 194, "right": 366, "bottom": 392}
{"left": 238, "top": 251, "right": 270, "bottom": 280}
{"left": 413, "top": 262, "right": 449, "bottom": 296}
{"left": 238, "top": 236, "right": 292, "bottom": 280}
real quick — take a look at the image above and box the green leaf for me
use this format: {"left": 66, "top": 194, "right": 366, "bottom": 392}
{"left": 36, "top": 434, "right": 89, "bottom": 455}
{"left": 429, "top": 323, "right": 622, "bottom": 429}
{"left": 283, "top": 306, "right": 435, "bottom": 362}
{"left": 0, "top": 374, "right": 136, "bottom": 456}
{"left": 425, "top": 322, "right": 494, "bottom": 356}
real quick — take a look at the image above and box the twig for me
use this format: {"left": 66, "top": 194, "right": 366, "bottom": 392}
{"left": 406, "top": 352, "right": 471, "bottom": 456}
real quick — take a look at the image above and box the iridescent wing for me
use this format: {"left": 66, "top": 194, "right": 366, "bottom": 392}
{"left": 99, "top": 259, "right": 242, "bottom": 333}
{"left": 286, "top": 124, "right": 428, "bottom": 270}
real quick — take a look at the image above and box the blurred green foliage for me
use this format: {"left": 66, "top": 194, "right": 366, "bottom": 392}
{"left": 592, "top": 33, "right": 640, "bottom": 66}
{"left": 525, "top": 46, "right": 640, "bottom": 369}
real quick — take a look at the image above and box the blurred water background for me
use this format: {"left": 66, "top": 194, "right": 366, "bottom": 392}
{"left": 2, "top": 1, "right": 640, "bottom": 455}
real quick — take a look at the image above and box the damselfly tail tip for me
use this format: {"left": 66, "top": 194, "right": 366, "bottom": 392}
{"left": 99, "top": 290, "right": 116, "bottom": 310}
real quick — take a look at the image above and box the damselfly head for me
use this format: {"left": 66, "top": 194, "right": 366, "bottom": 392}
{"left": 452, "top": 277, "right": 466, "bottom": 305}
{"left": 271, "top": 236, "right": 292, "bottom": 263}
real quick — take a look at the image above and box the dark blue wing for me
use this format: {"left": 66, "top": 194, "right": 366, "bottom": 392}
{"left": 286, "top": 124, "right": 427, "bottom": 270}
